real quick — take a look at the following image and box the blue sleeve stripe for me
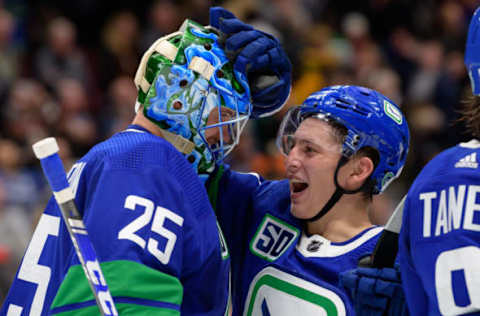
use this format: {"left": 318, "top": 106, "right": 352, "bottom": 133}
{"left": 50, "top": 297, "right": 180, "bottom": 314}
{"left": 116, "top": 296, "right": 180, "bottom": 310}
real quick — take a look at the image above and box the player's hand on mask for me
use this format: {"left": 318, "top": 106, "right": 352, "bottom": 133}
{"left": 209, "top": 6, "right": 292, "bottom": 118}
{"left": 339, "top": 265, "right": 409, "bottom": 316}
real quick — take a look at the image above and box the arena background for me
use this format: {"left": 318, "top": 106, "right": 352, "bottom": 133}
{"left": 0, "top": 0, "right": 477, "bottom": 302}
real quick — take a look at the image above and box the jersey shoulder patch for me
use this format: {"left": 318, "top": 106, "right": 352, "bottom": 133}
{"left": 249, "top": 213, "right": 300, "bottom": 262}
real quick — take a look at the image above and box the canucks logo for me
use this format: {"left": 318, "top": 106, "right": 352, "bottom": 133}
{"left": 383, "top": 100, "right": 403, "bottom": 125}
{"left": 243, "top": 267, "right": 347, "bottom": 316}
{"left": 250, "top": 214, "right": 299, "bottom": 262}
{"left": 381, "top": 171, "right": 395, "bottom": 189}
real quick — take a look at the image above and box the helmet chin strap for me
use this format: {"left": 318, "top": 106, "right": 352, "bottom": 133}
{"left": 305, "top": 155, "right": 370, "bottom": 222}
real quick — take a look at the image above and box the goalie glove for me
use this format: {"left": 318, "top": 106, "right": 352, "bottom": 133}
{"left": 339, "top": 265, "right": 409, "bottom": 316}
{"left": 209, "top": 6, "right": 292, "bottom": 118}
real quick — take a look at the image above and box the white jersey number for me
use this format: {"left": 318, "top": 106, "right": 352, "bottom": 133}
{"left": 118, "top": 195, "right": 184, "bottom": 264}
{"left": 7, "top": 163, "right": 85, "bottom": 316}
{"left": 435, "top": 246, "right": 480, "bottom": 315}
{"left": 7, "top": 214, "right": 60, "bottom": 316}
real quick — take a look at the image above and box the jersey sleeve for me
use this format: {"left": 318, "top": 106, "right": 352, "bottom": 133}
{"left": 50, "top": 163, "right": 197, "bottom": 315}
{"left": 213, "top": 166, "right": 264, "bottom": 259}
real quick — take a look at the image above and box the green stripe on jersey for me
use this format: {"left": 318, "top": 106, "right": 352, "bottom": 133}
{"left": 51, "top": 260, "right": 183, "bottom": 314}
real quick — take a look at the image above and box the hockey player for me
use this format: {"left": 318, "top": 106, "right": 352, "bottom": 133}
{"left": 207, "top": 8, "right": 410, "bottom": 315}
{"left": 208, "top": 83, "right": 410, "bottom": 315}
{"left": 0, "top": 19, "right": 253, "bottom": 315}
{"left": 395, "top": 6, "right": 480, "bottom": 315}
{"left": 341, "top": 7, "right": 480, "bottom": 316}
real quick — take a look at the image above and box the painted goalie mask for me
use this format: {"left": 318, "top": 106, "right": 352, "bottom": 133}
{"left": 134, "top": 19, "right": 251, "bottom": 174}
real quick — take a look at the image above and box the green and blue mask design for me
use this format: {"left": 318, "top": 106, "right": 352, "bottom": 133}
{"left": 135, "top": 19, "right": 252, "bottom": 174}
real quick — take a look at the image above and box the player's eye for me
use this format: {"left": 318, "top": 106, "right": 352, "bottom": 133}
{"left": 282, "top": 135, "right": 295, "bottom": 154}
{"left": 293, "top": 139, "right": 317, "bottom": 155}
{"left": 302, "top": 144, "right": 319, "bottom": 155}
{"left": 220, "top": 108, "right": 234, "bottom": 122}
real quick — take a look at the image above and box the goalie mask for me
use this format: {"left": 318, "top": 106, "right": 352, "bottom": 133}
{"left": 276, "top": 86, "right": 410, "bottom": 220}
{"left": 134, "top": 19, "right": 251, "bottom": 174}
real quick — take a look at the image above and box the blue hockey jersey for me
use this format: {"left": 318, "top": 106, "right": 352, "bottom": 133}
{"left": 212, "top": 165, "right": 383, "bottom": 316}
{"left": 1, "top": 125, "right": 230, "bottom": 316}
{"left": 398, "top": 139, "right": 480, "bottom": 316}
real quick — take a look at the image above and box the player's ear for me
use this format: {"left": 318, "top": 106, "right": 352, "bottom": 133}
{"left": 344, "top": 156, "right": 374, "bottom": 191}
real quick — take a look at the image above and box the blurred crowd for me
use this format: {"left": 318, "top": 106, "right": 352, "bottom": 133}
{"left": 0, "top": 0, "right": 478, "bottom": 302}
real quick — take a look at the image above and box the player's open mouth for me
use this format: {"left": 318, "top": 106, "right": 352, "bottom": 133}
{"left": 291, "top": 181, "right": 308, "bottom": 194}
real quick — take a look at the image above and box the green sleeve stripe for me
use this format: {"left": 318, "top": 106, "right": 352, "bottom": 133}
{"left": 207, "top": 164, "right": 224, "bottom": 212}
{"left": 51, "top": 260, "right": 183, "bottom": 313}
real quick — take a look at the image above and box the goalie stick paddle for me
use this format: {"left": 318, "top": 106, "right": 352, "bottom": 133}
{"left": 32, "top": 137, "right": 118, "bottom": 316}
{"left": 359, "top": 195, "right": 406, "bottom": 268}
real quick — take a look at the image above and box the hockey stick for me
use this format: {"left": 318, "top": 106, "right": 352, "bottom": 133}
{"left": 359, "top": 195, "right": 406, "bottom": 268}
{"left": 32, "top": 137, "right": 118, "bottom": 316}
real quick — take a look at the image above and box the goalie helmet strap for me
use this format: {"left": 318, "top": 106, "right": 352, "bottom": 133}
{"left": 134, "top": 32, "right": 182, "bottom": 94}
{"left": 188, "top": 56, "right": 215, "bottom": 80}
{"left": 160, "top": 129, "right": 195, "bottom": 154}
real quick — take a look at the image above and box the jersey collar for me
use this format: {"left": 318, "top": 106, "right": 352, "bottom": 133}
{"left": 459, "top": 139, "right": 480, "bottom": 148}
{"left": 123, "top": 124, "right": 151, "bottom": 134}
{"left": 296, "top": 226, "right": 383, "bottom": 258}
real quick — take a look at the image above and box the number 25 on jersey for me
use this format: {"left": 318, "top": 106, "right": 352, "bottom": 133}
{"left": 118, "top": 195, "right": 184, "bottom": 265}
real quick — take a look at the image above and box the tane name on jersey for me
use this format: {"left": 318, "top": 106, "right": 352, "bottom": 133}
{"left": 420, "top": 184, "right": 480, "bottom": 238}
